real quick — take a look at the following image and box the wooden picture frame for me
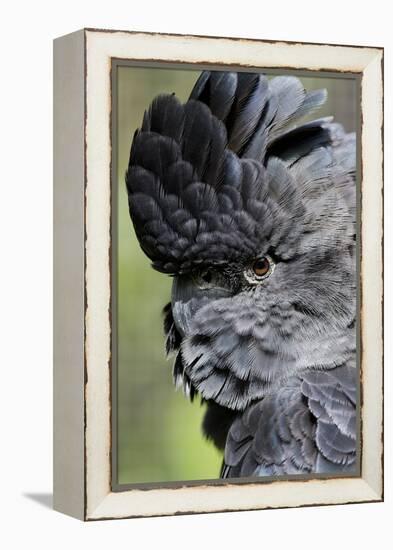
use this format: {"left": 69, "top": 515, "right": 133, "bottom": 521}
{"left": 53, "top": 28, "right": 383, "bottom": 521}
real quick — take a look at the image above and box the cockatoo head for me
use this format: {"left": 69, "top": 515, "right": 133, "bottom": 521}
{"left": 126, "top": 71, "right": 356, "bottom": 410}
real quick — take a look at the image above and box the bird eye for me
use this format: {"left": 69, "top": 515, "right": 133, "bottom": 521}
{"left": 244, "top": 255, "right": 275, "bottom": 284}
{"left": 253, "top": 257, "right": 270, "bottom": 277}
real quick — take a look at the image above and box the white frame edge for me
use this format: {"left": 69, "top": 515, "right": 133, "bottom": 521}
{"left": 54, "top": 28, "right": 384, "bottom": 521}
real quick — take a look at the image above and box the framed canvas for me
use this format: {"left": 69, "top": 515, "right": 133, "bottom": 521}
{"left": 53, "top": 28, "right": 384, "bottom": 521}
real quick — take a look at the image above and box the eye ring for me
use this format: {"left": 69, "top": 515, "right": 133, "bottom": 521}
{"left": 253, "top": 257, "right": 270, "bottom": 277}
{"left": 244, "top": 255, "right": 275, "bottom": 285}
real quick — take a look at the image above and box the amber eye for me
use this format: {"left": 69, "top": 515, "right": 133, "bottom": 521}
{"left": 244, "top": 254, "right": 275, "bottom": 285}
{"left": 253, "top": 257, "right": 270, "bottom": 277}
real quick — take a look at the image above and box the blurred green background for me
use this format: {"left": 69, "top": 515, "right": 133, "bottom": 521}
{"left": 116, "top": 66, "right": 357, "bottom": 485}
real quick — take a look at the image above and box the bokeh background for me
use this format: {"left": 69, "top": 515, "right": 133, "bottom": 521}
{"left": 116, "top": 66, "right": 357, "bottom": 485}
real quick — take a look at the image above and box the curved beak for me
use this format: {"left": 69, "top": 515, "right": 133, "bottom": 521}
{"left": 171, "top": 275, "right": 231, "bottom": 337}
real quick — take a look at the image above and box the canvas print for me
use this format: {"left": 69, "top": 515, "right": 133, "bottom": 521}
{"left": 115, "top": 66, "right": 358, "bottom": 486}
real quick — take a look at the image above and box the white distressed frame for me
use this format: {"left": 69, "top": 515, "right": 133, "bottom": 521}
{"left": 53, "top": 29, "right": 383, "bottom": 521}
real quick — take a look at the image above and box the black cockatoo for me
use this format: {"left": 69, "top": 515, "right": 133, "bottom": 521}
{"left": 126, "top": 71, "right": 357, "bottom": 477}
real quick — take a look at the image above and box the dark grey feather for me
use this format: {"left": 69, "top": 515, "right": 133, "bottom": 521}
{"left": 126, "top": 70, "right": 357, "bottom": 480}
{"left": 224, "top": 365, "right": 357, "bottom": 477}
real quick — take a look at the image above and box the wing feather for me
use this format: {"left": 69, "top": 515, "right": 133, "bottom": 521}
{"left": 223, "top": 365, "right": 357, "bottom": 477}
